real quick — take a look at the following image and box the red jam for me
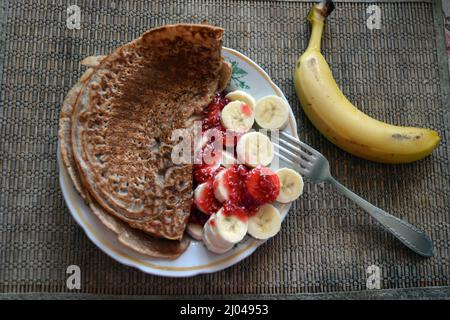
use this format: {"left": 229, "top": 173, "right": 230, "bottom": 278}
{"left": 202, "top": 93, "right": 229, "bottom": 132}
{"left": 191, "top": 93, "right": 279, "bottom": 225}
{"left": 193, "top": 92, "right": 231, "bottom": 184}
{"left": 195, "top": 180, "right": 221, "bottom": 215}
{"left": 220, "top": 164, "right": 259, "bottom": 218}
{"left": 222, "top": 200, "right": 251, "bottom": 221}
{"left": 192, "top": 93, "right": 230, "bottom": 225}
{"left": 201, "top": 93, "right": 241, "bottom": 148}
{"left": 221, "top": 165, "right": 249, "bottom": 203}
{"left": 194, "top": 163, "right": 220, "bottom": 184}
{"left": 241, "top": 103, "right": 252, "bottom": 117}
{"left": 246, "top": 166, "right": 280, "bottom": 204}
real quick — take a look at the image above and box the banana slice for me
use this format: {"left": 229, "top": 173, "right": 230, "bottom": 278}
{"left": 194, "top": 182, "right": 220, "bottom": 214}
{"left": 213, "top": 169, "right": 229, "bottom": 202}
{"left": 276, "top": 168, "right": 304, "bottom": 203}
{"left": 220, "top": 101, "right": 254, "bottom": 133}
{"left": 202, "top": 226, "right": 233, "bottom": 254}
{"left": 248, "top": 204, "right": 282, "bottom": 240}
{"left": 221, "top": 151, "right": 237, "bottom": 168}
{"left": 194, "top": 183, "right": 210, "bottom": 214}
{"left": 204, "top": 215, "right": 235, "bottom": 249}
{"left": 215, "top": 208, "right": 248, "bottom": 243}
{"left": 225, "top": 90, "right": 256, "bottom": 111}
{"left": 236, "top": 132, "right": 274, "bottom": 167}
{"left": 186, "top": 222, "right": 203, "bottom": 241}
{"left": 254, "top": 95, "right": 290, "bottom": 130}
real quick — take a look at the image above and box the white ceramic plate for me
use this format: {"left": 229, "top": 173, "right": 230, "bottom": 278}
{"left": 59, "top": 47, "right": 298, "bottom": 277}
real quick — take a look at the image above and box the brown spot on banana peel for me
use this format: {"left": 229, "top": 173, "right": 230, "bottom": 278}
{"left": 322, "top": 126, "right": 370, "bottom": 149}
{"left": 307, "top": 57, "right": 321, "bottom": 83}
{"left": 391, "top": 133, "right": 423, "bottom": 140}
{"left": 344, "top": 139, "right": 371, "bottom": 150}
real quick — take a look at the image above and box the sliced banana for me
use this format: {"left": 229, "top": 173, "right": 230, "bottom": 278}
{"left": 186, "top": 222, "right": 203, "bottom": 241}
{"left": 202, "top": 226, "right": 233, "bottom": 254}
{"left": 225, "top": 90, "right": 256, "bottom": 111}
{"left": 194, "top": 182, "right": 214, "bottom": 214}
{"left": 236, "top": 132, "right": 274, "bottom": 167}
{"left": 213, "top": 169, "right": 229, "bottom": 202}
{"left": 254, "top": 95, "right": 290, "bottom": 130}
{"left": 276, "top": 168, "right": 304, "bottom": 203}
{"left": 221, "top": 151, "right": 237, "bottom": 168}
{"left": 248, "top": 204, "right": 282, "bottom": 240}
{"left": 215, "top": 208, "right": 248, "bottom": 243}
{"left": 220, "top": 101, "right": 254, "bottom": 133}
{"left": 204, "top": 215, "right": 235, "bottom": 249}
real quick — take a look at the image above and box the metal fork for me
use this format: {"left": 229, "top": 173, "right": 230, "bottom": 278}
{"left": 274, "top": 131, "right": 434, "bottom": 257}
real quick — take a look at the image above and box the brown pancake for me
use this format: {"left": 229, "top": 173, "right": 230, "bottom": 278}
{"left": 71, "top": 24, "right": 228, "bottom": 240}
{"left": 59, "top": 67, "right": 98, "bottom": 200}
{"left": 59, "top": 56, "right": 190, "bottom": 259}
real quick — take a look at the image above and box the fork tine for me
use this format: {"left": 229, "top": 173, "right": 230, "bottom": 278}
{"left": 276, "top": 148, "right": 312, "bottom": 168}
{"left": 275, "top": 142, "right": 312, "bottom": 168}
{"left": 274, "top": 150, "right": 295, "bottom": 166}
{"left": 278, "top": 137, "right": 313, "bottom": 160}
{"left": 274, "top": 151, "right": 309, "bottom": 176}
{"left": 280, "top": 131, "right": 316, "bottom": 154}
{"left": 272, "top": 131, "right": 313, "bottom": 160}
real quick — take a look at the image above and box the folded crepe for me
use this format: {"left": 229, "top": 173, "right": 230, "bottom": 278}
{"left": 60, "top": 57, "right": 191, "bottom": 259}
{"left": 59, "top": 24, "right": 231, "bottom": 258}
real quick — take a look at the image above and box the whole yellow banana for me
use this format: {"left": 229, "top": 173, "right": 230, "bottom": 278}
{"left": 294, "top": 1, "right": 440, "bottom": 163}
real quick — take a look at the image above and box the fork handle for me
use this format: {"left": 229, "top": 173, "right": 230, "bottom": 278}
{"left": 327, "top": 177, "right": 434, "bottom": 257}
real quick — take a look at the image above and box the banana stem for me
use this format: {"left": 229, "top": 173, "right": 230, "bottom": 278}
{"left": 307, "top": 17, "right": 324, "bottom": 52}
{"left": 306, "top": 0, "right": 335, "bottom": 52}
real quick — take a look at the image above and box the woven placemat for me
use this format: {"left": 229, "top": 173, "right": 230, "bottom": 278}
{"left": 0, "top": 0, "right": 449, "bottom": 296}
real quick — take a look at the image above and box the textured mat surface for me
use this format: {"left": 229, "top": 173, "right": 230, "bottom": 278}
{"left": 0, "top": 0, "right": 449, "bottom": 295}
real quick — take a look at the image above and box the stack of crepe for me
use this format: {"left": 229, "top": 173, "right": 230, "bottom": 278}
{"left": 59, "top": 24, "right": 231, "bottom": 258}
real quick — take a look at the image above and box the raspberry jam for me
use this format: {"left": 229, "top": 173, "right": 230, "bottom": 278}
{"left": 192, "top": 93, "right": 230, "bottom": 225}
{"left": 195, "top": 180, "right": 221, "bottom": 215}
{"left": 246, "top": 166, "right": 280, "bottom": 204}
{"left": 241, "top": 103, "right": 252, "bottom": 117}
{"left": 221, "top": 164, "right": 259, "bottom": 218}
{"left": 202, "top": 93, "right": 229, "bottom": 132}
{"left": 221, "top": 164, "right": 249, "bottom": 203}
{"left": 222, "top": 200, "right": 251, "bottom": 221}
{"left": 193, "top": 163, "right": 219, "bottom": 185}
{"left": 191, "top": 93, "right": 280, "bottom": 225}
{"left": 193, "top": 144, "right": 223, "bottom": 185}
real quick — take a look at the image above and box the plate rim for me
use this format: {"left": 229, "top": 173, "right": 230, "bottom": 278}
{"left": 59, "top": 46, "right": 298, "bottom": 277}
